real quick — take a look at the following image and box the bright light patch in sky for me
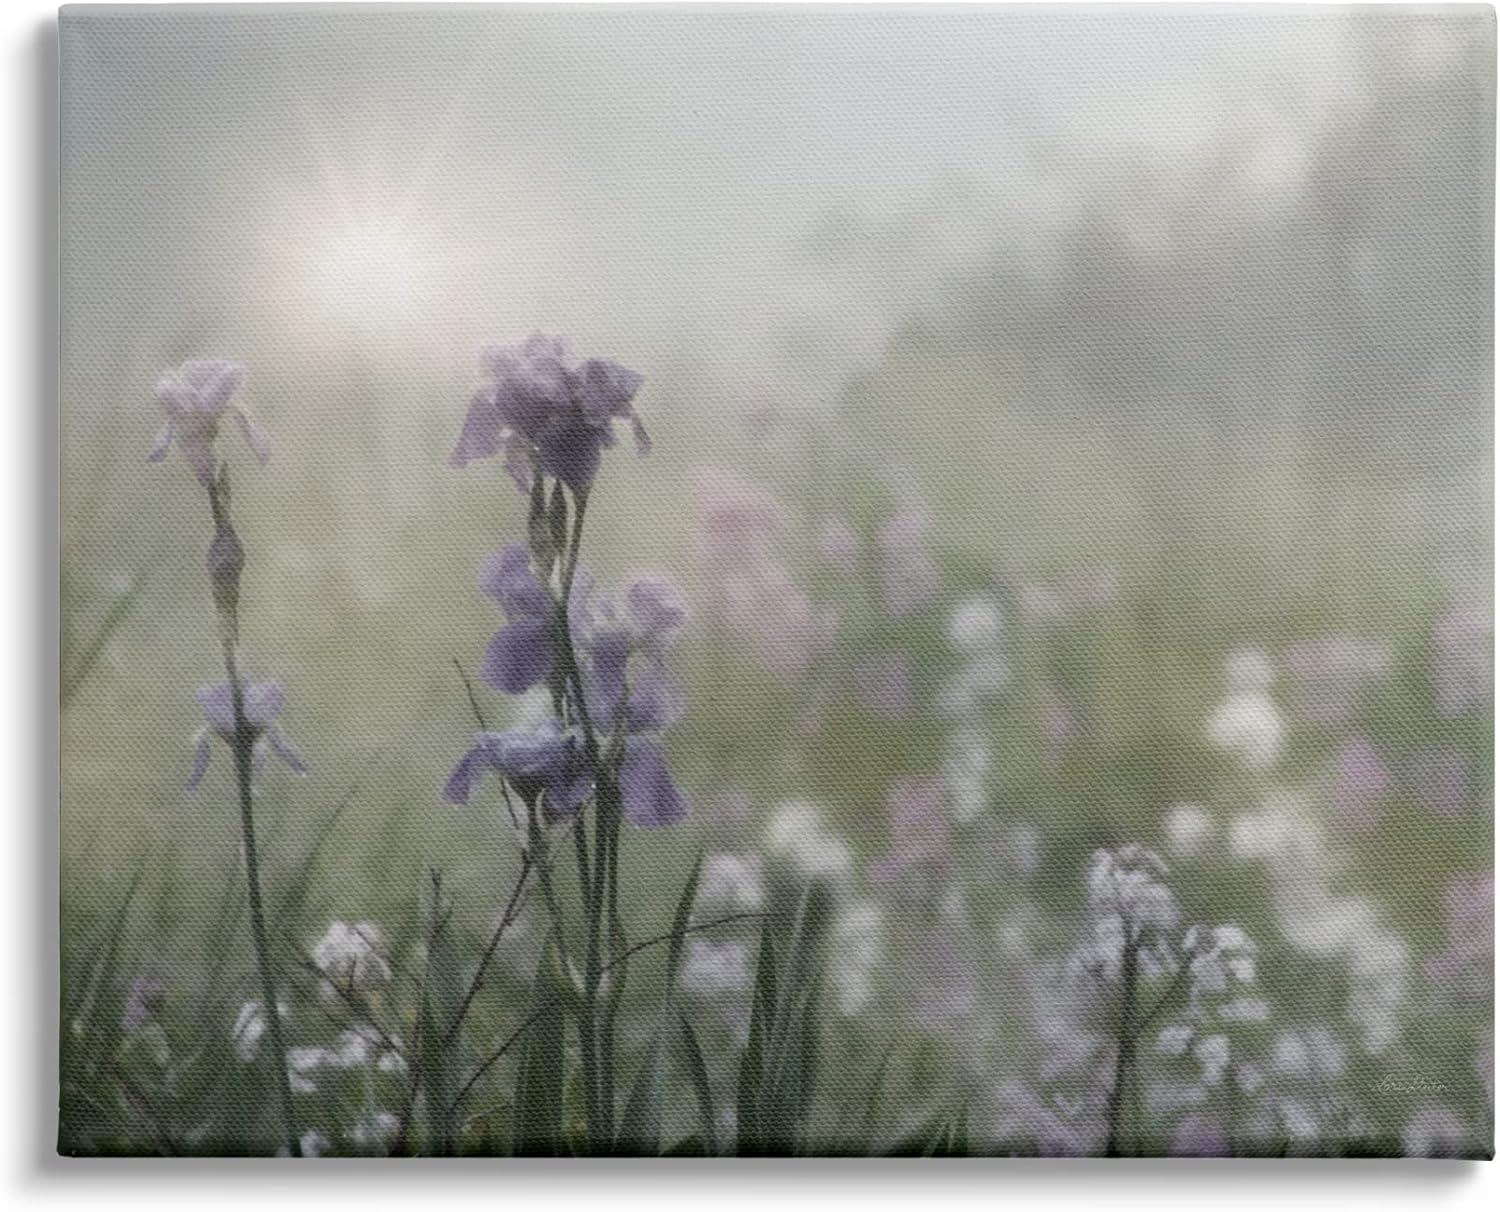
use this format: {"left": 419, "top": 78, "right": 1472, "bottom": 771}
{"left": 305, "top": 221, "right": 424, "bottom": 331}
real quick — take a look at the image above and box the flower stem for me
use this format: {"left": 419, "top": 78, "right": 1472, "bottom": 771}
{"left": 553, "top": 487, "right": 609, "bottom": 1150}
{"left": 206, "top": 476, "right": 300, "bottom": 1157}
{"left": 222, "top": 638, "right": 302, "bottom": 1157}
{"left": 1104, "top": 931, "right": 1140, "bottom": 1158}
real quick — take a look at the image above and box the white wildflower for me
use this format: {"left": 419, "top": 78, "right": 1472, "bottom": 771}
{"left": 1194, "top": 1034, "right": 1231, "bottom": 1086}
{"left": 697, "top": 853, "right": 765, "bottom": 915}
{"left": 1206, "top": 692, "right": 1283, "bottom": 771}
{"left": 764, "top": 801, "right": 852, "bottom": 883}
{"left": 829, "top": 900, "right": 883, "bottom": 1017}
{"left": 1163, "top": 803, "right": 1215, "bottom": 859}
{"left": 947, "top": 596, "right": 1003, "bottom": 651}
{"left": 1156, "top": 1023, "right": 1194, "bottom": 1056}
{"left": 310, "top": 920, "right": 391, "bottom": 1001}
{"left": 678, "top": 938, "right": 753, "bottom": 998}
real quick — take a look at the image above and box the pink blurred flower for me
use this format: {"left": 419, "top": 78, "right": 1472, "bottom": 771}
{"left": 1330, "top": 738, "right": 1391, "bottom": 829}
{"left": 1425, "top": 872, "right": 1493, "bottom": 994}
{"left": 1433, "top": 605, "right": 1493, "bottom": 718}
{"left": 695, "top": 468, "right": 817, "bottom": 674}
{"left": 869, "top": 777, "right": 951, "bottom": 884}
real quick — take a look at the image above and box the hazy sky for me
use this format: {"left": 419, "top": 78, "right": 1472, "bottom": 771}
{"left": 62, "top": 4, "right": 1471, "bottom": 400}
{"left": 59, "top": 4, "right": 1493, "bottom": 620}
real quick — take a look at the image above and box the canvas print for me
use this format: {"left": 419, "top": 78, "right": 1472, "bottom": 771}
{"left": 59, "top": 4, "right": 1494, "bottom": 1158}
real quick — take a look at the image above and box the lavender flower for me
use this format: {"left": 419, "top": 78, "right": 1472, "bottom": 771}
{"left": 1330, "top": 737, "right": 1391, "bottom": 829}
{"left": 1168, "top": 1115, "right": 1232, "bottom": 1157}
{"left": 477, "top": 544, "right": 564, "bottom": 694}
{"left": 1426, "top": 872, "right": 1493, "bottom": 994}
{"left": 695, "top": 469, "right": 818, "bottom": 674}
{"left": 148, "top": 359, "right": 270, "bottom": 485}
{"left": 455, "top": 541, "right": 694, "bottom": 821}
{"left": 187, "top": 680, "right": 307, "bottom": 790}
{"left": 443, "top": 719, "right": 593, "bottom": 818}
{"left": 448, "top": 333, "right": 647, "bottom": 493}
{"left": 444, "top": 692, "right": 687, "bottom": 828}
{"left": 576, "top": 575, "right": 692, "bottom": 826}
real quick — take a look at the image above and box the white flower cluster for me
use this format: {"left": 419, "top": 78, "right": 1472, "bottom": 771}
{"left": 309, "top": 920, "right": 392, "bottom": 1003}
{"left": 937, "top": 595, "right": 1009, "bottom": 715}
{"left": 764, "top": 800, "right": 853, "bottom": 884}
{"left": 678, "top": 938, "right": 754, "bottom": 999}
{"left": 1205, "top": 647, "right": 1284, "bottom": 771}
{"left": 1087, "top": 845, "right": 1181, "bottom": 934}
{"left": 230, "top": 999, "right": 286, "bottom": 1062}
{"left": 286, "top": 1024, "right": 406, "bottom": 1094}
{"left": 935, "top": 596, "right": 1008, "bottom": 824}
{"left": 765, "top": 802, "right": 886, "bottom": 1017}
{"left": 678, "top": 854, "right": 768, "bottom": 1005}
{"left": 1148, "top": 922, "right": 1267, "bottom": 1102}
{"left": 828, "top": 899, "right": 885, "bottom": 1017}
{"left": 1229, "top": 791, "right": 1409, "bottom": 1053}
{"left": 1162, "top": 802, "right": 1216, "bottom": 859}
{"left": 940, "top": 728, "right": 994, "bottom": 825}
{"left": 697, "top": 852, "right": 766, "bottom": 914}
{"left": 1065, "top": 847, "right": 1184, "bottom": 986}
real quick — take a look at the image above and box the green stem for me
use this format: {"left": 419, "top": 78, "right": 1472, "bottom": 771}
{"left": 553, "top": 487, "right": 609, "bottom": 1150}
{"left": 222, "top": 638, "right": 302, "bottom": 1157}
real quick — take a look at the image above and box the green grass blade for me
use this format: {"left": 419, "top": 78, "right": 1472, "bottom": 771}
{"left": 418, "top": 884, "right": 461, "bottom": 1155}
{"left": 617, "top": 855, "right": 702, "bottom": 1156}
{"left": 512, "top": 939, "right": 567, "bottom": 1157}
{"left": 677, "top": 1013, "right": 720, "bottom": 1158}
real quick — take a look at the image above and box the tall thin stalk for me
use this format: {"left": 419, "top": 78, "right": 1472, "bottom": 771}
{"left": 207, "top": 479, "right": 301, "bottom": 1157}
{"left": 1103, "top": 930, "right": 1140, "bottom": 1158}
{"left": 552, "top": 488, "right": 612, "bottom": 1149}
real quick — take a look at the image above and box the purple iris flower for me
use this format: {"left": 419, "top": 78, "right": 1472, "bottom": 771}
{"left": 578, "top": 580, "right": 690, "bottom": 827}
{"left": 448, "top": 333, "right": 648, "bottom": 493}
{"left": 459, "top": 555, "right": 690, "bottom": 828}
{"left": 577, "top": 576, "right": 688, "bottom": 716}
{"left": 443, "top": 718, "right": 593, "bottom": 819}
{"left": 187, "top": 680, "right": 307, "bottom": 790}
{"left": 148, "top": 360, "right": 271, "bottom": 486}
{"left": 478, "top": 543, "right": 561, "bottom": 694}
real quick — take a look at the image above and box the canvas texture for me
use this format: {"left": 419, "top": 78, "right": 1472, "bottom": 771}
{"left": 58, "top": 4, "right": 1495, "bottom": 1159}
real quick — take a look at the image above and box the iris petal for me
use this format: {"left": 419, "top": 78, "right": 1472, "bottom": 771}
{"left": 480, "top": 618, "right": 555, "bottom": 694}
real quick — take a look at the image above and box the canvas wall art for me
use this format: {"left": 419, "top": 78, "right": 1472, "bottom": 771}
{"left": 59, "top": 4, "right": 1494, "bottom": 1158}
